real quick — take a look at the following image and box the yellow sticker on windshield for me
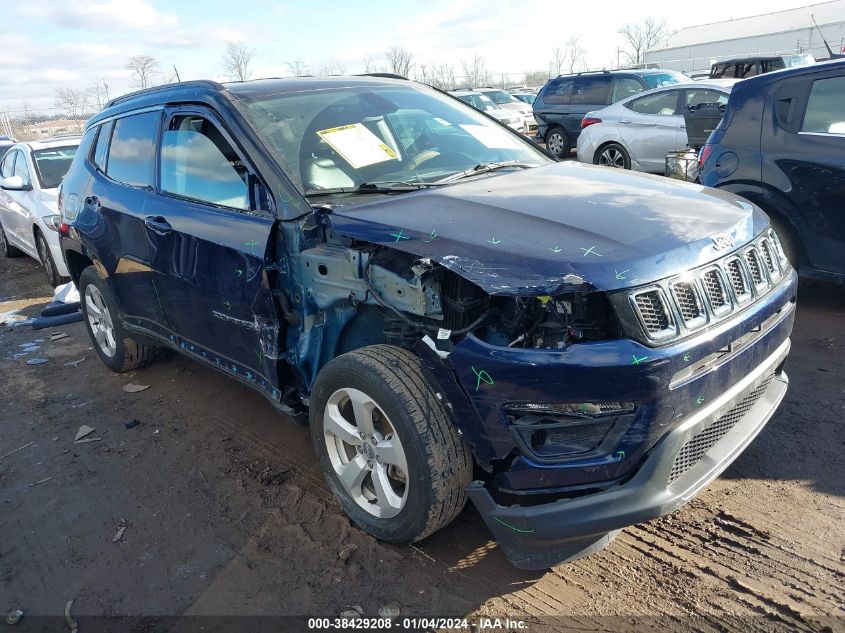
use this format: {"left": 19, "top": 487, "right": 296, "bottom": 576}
{"left": 316, "top": 123, "right": 399, "bottom": 169}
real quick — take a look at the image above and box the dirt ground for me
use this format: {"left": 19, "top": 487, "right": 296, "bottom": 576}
{"left": 1, "top": 254, "right": 843, "bottom": 632}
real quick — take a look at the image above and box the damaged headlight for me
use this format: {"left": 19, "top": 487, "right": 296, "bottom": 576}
{"left": 505, "top": 402, "right": 635, "bottom": 463}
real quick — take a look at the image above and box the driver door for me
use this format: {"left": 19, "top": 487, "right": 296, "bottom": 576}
{"left": 143, "top": 107, "right": 283, "bottom": 393}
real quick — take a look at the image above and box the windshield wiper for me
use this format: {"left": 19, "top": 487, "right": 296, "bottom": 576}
{"left": 304, "top": 181, "right": 435, "bottom": 198}
{"left": 433, "top": 161, "right": 535, "bottom": 184}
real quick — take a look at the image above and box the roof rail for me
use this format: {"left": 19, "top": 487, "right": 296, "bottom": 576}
{"left": 104, "top": 80, "right": 227, "bottom": 109}
{"left": 574, "top": 69, "right": 610, "bottom": 76}
{"left": 355, "top": 73, "right": 408, "bottom": 80}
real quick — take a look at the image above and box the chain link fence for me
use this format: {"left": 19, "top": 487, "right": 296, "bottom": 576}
{"left": 0, "top": 107, "right": 94, "bottom": 143}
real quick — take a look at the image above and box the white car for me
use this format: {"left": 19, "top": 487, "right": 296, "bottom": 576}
{"left": 451, "top": 90, "right": 526, "bottom": 132}
{"left": 474, "top": 88, "right": 536, "bottom": 132}
{"left": 576, "top": 81, "right": 734, "bottom": 173}
{"left": 0, "top": 138, "right": 80, "bottom": 286}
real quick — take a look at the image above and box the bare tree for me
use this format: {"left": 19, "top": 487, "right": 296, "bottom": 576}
{"left": 550, "top": 47, "right": 566, "bottom": 75}
{"left": 126, "top": 55, "right": 160, "bottom": 89}
{"left": 318, "top": 61, "right": 345, "bottom": 75}
{"left": 385, "top": 45, "right": 413, "bottom": 77}
{"left": 565, "top": 36, "right": 587, "bottom": 73}
{"left": 461, "top": 54, "right": 490, "bottom": 88}
{"left": 222, "top": 41, "right": 255, "bottom": 81}
{"left": 428, "top": 63, "right": 456, "bottom": 90}
{"left": 286, "top": 60, "right": 309, "bottom": 76}
{"left": 523, "top": 70, "right": 549, "bottom": 86}
{"left": 54, "top": 88, "right": 88, "bottom": 118}
{"left": 618, "top": 17, "right": 669, "bottom": 67}
{"left": 86, "top": 80, "right": 110, "bottom": 111}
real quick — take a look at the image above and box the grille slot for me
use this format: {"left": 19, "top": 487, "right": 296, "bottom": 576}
{"left": 725, "top": 258, "right": 750, "bottom": 301}
{"left": 702, "top": 269, "right": 729, "bottom": 312}
{"left": 745, "top": 249, "right": 765, "bottom": 286}
{"left": 668, "top": 374, "right": 774, "bottom": 483}
{"left": 633, "top": 290, "right": 673, "bottom": 335}
{"left": 760, "top": 239, "right": 779, "bottom": 278}
{"left": 672, "top": 282, "right": 705, "bottom": 325}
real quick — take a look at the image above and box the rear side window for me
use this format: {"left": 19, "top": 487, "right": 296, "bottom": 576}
{"left": 570, "top": 77, "right": 611, "bottom": 106}
{"left": 92, "top": 121, "right": 113, "bottom": 170}
{"left": 160, "top": 115, "right": 249, "bottom": 210}
{"left": 801, "top": 76, "right": 845, "bottom": 135}
{"left": 628, "top": 91, "right": 679, "bottom": 115}
{"left": 541, "top": 78, "right": 574, "bottom": 104}
{"left": 106, "top": 111, "right": 159, "bottom": 187}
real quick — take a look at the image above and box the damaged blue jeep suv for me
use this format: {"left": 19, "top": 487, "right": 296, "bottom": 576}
{"left": 58, "top": 76, "right": 796, "bottom": 570}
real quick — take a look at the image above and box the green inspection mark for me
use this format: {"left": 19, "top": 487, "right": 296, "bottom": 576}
{"left": 615, "top": 269, "right": 629, "bottom": 280}
{"left": 549, "top": 245, "right": 562, "bottom": 253}
{"left": 245, "top": 240, "right": 259, "bottom": 255}
{"left": 423, "top": 229, "right": 438, "bottom": 242}
{"left": 683, "top": 352, "right": 691, "bottom": 362}
{"left": 390, "top": 229, "right": 411, "bottom": 242}
{"left": 696, "top": 395, "right": 705, "bottom": 405}
{"left": 235, "top": 268, "right": 243, "bottom": 279}
{"left": 580, "top": 245, "right": 603, "bottom": 257}
{"left": 254, "top": 347, "right": 263, "bottom": 363}
{"left": 471, "top": 366, "right": 493, "bottom": 391}
{"left": 492, "top": 516, "right": 535, "bottom": 534}
{"left": 632, "top": 354, "right": 648, "bottom": 365}
{"left": 488, "top": 237, "right": 501, "bottom": 245}
{"left": 616, "top": 450, "right": 625, "bottom": 460}
{"left": 223, "top": 299, "right": 232, "bottom": 310}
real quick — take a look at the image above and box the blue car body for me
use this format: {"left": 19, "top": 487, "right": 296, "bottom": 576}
{"left": 700, "top": 59, "right": 845, "bottom": 283}
{"left": 59, "top": 78, "right": 795, "bottom": 569}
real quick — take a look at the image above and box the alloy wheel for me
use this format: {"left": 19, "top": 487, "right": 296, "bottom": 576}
{"left": 323, "top": 387, "right": 409, "bottom": 518}
{"left": 599, "top": 147, "right": 627, "bottom": 168}
{"left": 84, "top": 284, "right": 117, "bottom": 357}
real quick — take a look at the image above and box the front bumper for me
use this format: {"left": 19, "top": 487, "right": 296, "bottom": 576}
{"left": 467, "top": 337, "right": 790, "bottom": 569}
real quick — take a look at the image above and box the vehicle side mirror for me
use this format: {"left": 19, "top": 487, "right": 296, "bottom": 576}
{"left": 0, "top": 175, "right": 29, "bottom": 191}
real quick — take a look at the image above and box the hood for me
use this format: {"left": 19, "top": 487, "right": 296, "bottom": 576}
{"left": 327, "top": 162, "right": 769, "bottom": 294}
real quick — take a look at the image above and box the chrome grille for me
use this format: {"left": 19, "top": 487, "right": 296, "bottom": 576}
{"left": 633, "top": 290, "right": 672, "bottom": 335}
{"left": 668, "top": 374, "right": 774, "bottom": 483}
{"left": 627, "top": 230, "right": 789, "bottom": 344}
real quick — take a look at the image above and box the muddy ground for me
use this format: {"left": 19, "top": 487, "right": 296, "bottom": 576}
{"left": 0, "top": 254, "right": 843, "bottom": 632}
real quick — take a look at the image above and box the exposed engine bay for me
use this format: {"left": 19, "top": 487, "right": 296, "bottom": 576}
{"left": 300, "top": 243, "right": 620, "bottom": 351}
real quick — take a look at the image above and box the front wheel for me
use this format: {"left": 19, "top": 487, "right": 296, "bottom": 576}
{"left": 310, "top": 345, "right": 472, "bottom": 544}
{"left": 0, "top": 222, "right": 22, "bottom": 258}
{"left": 78, "top": 266, "right": 154, "bottom": 372}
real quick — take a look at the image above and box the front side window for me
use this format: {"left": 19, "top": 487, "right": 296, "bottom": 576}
{"left": 106, "top": 111, "right": 159, "bottom": 187}
{"left": 12, "top": 150, "right": 31, "bottom": 187}
{"left": 628, "top": 90, "right": 679, "bottom": 115}
{"left": 160, "top": 115, "right": 250, "bottom": 210}
{"left": 238, "top": 84, "right": 549, "bottom": 196}
{"left": 32, "top": 146, "right": 78, "bottom": 189}
{"left": 0, "top": 151, "right": 15, "bottom": 178}
{"left": 801, "top": 76, "right": 845, "bottom": 135}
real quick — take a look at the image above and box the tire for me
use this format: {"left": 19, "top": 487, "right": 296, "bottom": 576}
{"left": 545, "top": 127, "right": 571, "bottom": 158}
{"left": 769, "top": 217, "right": 800, "bottom": 270}
{"left": 36, "top": 230, "right": 65, "bottom": 287}
{"left": 0, "top": 221, "right": 22, "bottom": 257}
{"left": 594, "top": 143, "right": 631, "bottom": 170}
{"left": 310, "top": 345, "right": 473, "bottom": 544}
{"left": 78, "top": 266, "right": 154, "bottom": 372}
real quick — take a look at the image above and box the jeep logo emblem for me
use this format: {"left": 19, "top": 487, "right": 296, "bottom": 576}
{"left": 712, "top": 233, "right": 735, "bottom": 251}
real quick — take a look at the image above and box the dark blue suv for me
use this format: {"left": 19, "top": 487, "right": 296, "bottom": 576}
{"left": 59, "top": 76, "right": 795, "bottom": 569}
{"left": 533, "top": 69, "right": 686, "bottom": 157}
{"left": 700, "top": 59, "right": 845, "bottom": 283}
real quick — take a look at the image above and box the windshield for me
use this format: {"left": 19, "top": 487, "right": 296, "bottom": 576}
{"left": 483, "top": 90, "right": 518, "bottom": 105}
{"left": 32, "top": 146, "right": 78, "bottom": 189}
{"left": 641, "top": 72, "right": 685, "bottom": 89}
{"left": 513, "top": 93, "right": 536, "bottom": 104}
{"left": 457, "top": 93, "right": 499, "bottom": 112}
{"left": 239, "top": 84, "right": 549, "bottom": 194}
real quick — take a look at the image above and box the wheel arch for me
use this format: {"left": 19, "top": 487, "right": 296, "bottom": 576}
{"left": 592, "top": 140, "right": 631, "bottom": 165}
{"left": 64, "top": 249, "right": 95, "bottom": 287}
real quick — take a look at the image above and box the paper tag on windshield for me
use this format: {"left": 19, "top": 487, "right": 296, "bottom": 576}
{"left": 316, "top": 123, "right": 398, "bottom": 169}
{"left": 436, "top": 328, "right": 452, "bottom": 340}
{"left": 459, "top": 124, "right": 524, "bottom": 149}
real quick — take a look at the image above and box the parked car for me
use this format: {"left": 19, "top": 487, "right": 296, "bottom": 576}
{"left": 0, "top": 135, "right": 15, "bottom": 159}
{"left": 510, "top": 91, "right": 536, "bottom": 105}
{"left": 577, "top": 81, "right": 734, "bottom": 172}
{"left": 534, "top": 69, "right": 687, "bottom": 157}
{"left": 473, "top": 88, "right": 536, "bottom": 132}
{"left": 450, "top": 90, "right": 526, "bottom": 132}
{"left": 60, "top": 76, "right": 795, "bottom": 570}
{"left": 709, "top": 54, "right": 814, "bottom": 79}
{"left": 0, "top": 138, "right": 79, "bottom": 285}
{"left": 701, "top": 59, "right": 845, "bottom": 283}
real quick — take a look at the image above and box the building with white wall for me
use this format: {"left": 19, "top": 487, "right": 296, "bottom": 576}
{"left": 644, "top": 0, "right": 845, "bottom": 74}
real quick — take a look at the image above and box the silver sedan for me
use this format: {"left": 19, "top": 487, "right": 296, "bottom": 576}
{"left": 576, "top": 81, "right": 734, "bottom": 173}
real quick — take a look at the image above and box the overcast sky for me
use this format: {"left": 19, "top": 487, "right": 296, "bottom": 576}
{"left": 1, "top": 0, "right": 820, "bottom": 111}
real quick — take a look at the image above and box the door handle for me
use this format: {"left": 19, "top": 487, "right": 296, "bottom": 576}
{"left": 678, "top": 125, "right": 687, "bottom": 129}
{"left": 144, "top": 216, "right": 172, "bottom": 235}
{"left": 619, "top": 119, "right": 631, "bottom": 124}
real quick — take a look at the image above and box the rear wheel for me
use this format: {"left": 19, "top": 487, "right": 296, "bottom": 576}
{"left": 78, "top": 266, "right": 154, "bottom": 372}
{"left": 595, "top": 143, "right": 631, "bottom": 169}
{"left": 545, "top": 127, "right": 571, "bottom": 158}
{"left": 36, "top": 231, "right": 65, "bottom": 287}
{"left": 0, "top": 222, "right": 22, "bottom": 257}
{"left": 310, "top": 345, "right": 472, "bottom": 543}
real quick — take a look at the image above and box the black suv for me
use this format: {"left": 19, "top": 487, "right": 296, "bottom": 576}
{"left": 58, "top": 76, "right": 795, "bottom": 569}
{"left": 533, "top": 69, "right": 686, "bottom": 157}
